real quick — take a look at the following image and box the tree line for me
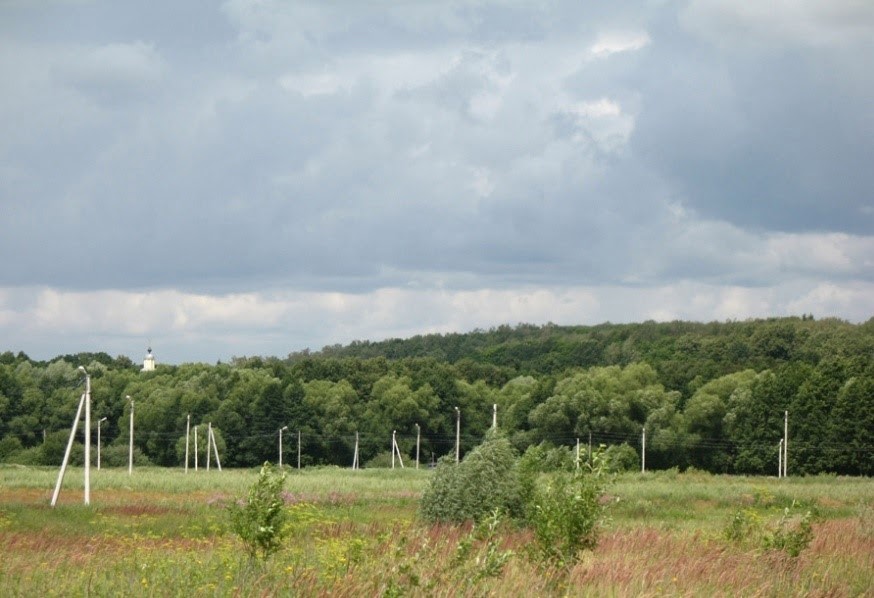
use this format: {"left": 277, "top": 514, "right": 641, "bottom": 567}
{"left": 0, "top": 316, "right": 871, "bottom": 474}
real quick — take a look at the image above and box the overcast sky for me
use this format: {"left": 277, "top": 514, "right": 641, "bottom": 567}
{"left": 1, "top": 0, "right": 872, "bottom": 365}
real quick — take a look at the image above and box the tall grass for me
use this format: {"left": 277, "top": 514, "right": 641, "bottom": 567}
{"left": 1, "top": 466, "right": 871, "bottom": 596}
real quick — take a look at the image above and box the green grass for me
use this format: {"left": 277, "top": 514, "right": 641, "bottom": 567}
{"left": 1, "top": 465, "right": 871, "bottom": 596}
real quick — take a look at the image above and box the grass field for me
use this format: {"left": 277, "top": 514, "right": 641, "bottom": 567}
{"left": 1, "top": 465, "right": 872, "bottom": 596}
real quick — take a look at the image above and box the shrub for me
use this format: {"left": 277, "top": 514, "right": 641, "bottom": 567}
{"left": 519, "top": 442, "right": 576, "bottom": 474}
{"left": 0, "top": 436, "right": 23, "bottom": 461}
{"left": 98, "top": 444, "right": 153, "bottom": 468}
{"left": 604, "top": 443, "right": 639, "bottom": 473}
{"left": 228, "top": 462, "right": 289, "bottom": 561}
{"left": 762, "top": 501, "right": 814, "bottom": 557}
{"left": 420, "top": 431, "right": 523, "bottom": 523}
{"left": 526, "top": 458, "right": 607, "bottom": 566}
{"left": 724, "top": 508, "right": 762, "bottom": 543}
{"left": 3, "top": 445, "right": 44, "bottom": 466}
{"left": 364, "top": 450, "right": 411, "bottom": 469}
{"left": 724, "top": 500, "right": 814, "bottom": 558}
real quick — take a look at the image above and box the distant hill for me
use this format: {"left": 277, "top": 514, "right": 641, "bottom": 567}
{"left": 291, "top": 317, "right": 874, "bottom": 395}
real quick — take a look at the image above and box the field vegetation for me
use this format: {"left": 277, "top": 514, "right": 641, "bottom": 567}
{"left": 1, "top": 464, "right": 871, "bottom": 596}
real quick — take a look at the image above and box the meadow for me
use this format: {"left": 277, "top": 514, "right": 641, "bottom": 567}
{"left": 0, "top": 465, "right": 871, "bottom": 596}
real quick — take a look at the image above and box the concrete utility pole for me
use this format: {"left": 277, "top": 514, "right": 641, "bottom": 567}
{"left": 641, "top": 427, "right": 646, "bottom": 473}
{"left": 185, "top": 414, "right": 190, "bottom": 473}
{"left": 352, "top": 431, "right": 359, "bottom": 470}
{"left": 210, "top": 424, "right": 222, "bottom": 471}
{"left": 392, "top": 430, "right": 405, "bottom": 469}
{"left": 279, "top": 426, "right": 288, "bottom": 468}
{"left": 297, "top": 430, "right": 301, "bottom": 470}
{"left": 51, "top": 392, "right": 86, "bottom": 507}
{"left": 778, "top": 439, "right": 783, "bottom": 478}
{"left": 454, "top": 407, "right": 461, "bottom": 464}
{"left": 126, "top": 395, "right": 134, "bottom": 476}
{"left": 492, "top": 404, "right": 497, "bottom": 430}
{"left": 783, "top": 411, "right": 789, "bottom": 478}
{"left": 415, "top": 423, "right": 421, "bottom": 470}
{"left": 194, "top": 425, "right": 198, "bottom": 471}
{"left": 83, "top": 368, "right": 91, "bottom": 504}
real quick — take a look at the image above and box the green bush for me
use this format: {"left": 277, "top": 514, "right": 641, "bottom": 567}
{"left": 228, "top": 462, "right": 289, "bottom": 561}
{"left": 420, "top": 431, "right": 523, "bottom": 523}
{"left": 98, "top": 444, "right": 153, "bottom": 468}
{"left": 762, "top": 502, "right": 814, "bottom": 557}
{"left": 364, "top": 450, "right": 411, "bottom": 469}
{"left": 519, "top": 442, "right": 576, "bottom": 474}
{"left": 724, "top": 500, "right": 814, "bottom": 558}
{"left": 724, "top": 508, "right": 762, "bottom": 543}
{"left": 3, "top": 445, "right": 44, "bottom": 466}
{"left": 0, "top": 436, "right": 23, "bottom": 461}
{"left": 526, "top": 457, "right": 607, "bottom": 566}
{"left": 604, "top": 443, "right": 639, "bottom": 473}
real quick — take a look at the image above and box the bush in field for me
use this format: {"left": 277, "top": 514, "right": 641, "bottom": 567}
{"left": 365, "top": 450, "right": 412, "bottom": 468}
{"left": 98, "top": 444, "right": 153, "bottom": 468}
{"left": 724, "top": 500, "right": 814, "bottom": 558}
{"left": 519, "top": 442, "right": 576, "bottom": 474}
{"left": 724, "top": 508, "right": 762, "bottom": 542}
{"left": 3, "top": 445, "right": 44, "bottom": 465}
{"left": 762, "top": 502, "right": 814, "bottom": 557}
{"left": 0, "top": 436, "right": 23, "bottom": 461}
{"left": 420, "top": 431, "right": 523, "bottom": 523}
{"left": 604, "top": 443, "right": 639, "bottom": 473}
{"left": 228, "top": 462, "right": 288, "bottom": 561}
{"left": 526, "top": 452, "right": 608, "bottom": 567}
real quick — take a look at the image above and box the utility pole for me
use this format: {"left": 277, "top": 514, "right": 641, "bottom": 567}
{"left": 352, "top": 431, "right": 359, "bottom": 470}
{"left": 392, "top": 430, "right": 404, "bottom": 469}
{"left": 126, "top": 395, "right": 134, "bottom": 476}
{"left": 51, "top": 392, "right": 86, "bottom": 507}
{"left": 194, "top": 425, "right": 198, "bottom": 471}
{"left": 83, "top": 368, "right": 91, "bottom": 504}
{"left": 279, "top": 426, "right": 288, "bottom": 468}
{"left": 415, "top": 423, "right": 421, "bottom": 470}
{"left": 206, "top": 422, "right": 212, "bottom": 471}
{"left": 492, "top": 404, "right": 497, "bottom": 430}
{"left": 185, "top": 414, "right": 190, "bottom": 473}
{"left": 297, "top": 430, "right": 301, "bottom": 470}
{"left": 641, "top": 427, "right": 646, "bottom": 473}
{"left": 783, "top": 410, "right": 789, "bottom": 478}
{"left": 778, "top": 439, "right": 783, "bottom": 478}
{"left": 454, "top": 407, "right": 461, "bottom": 464}
{"left": 210, "top": 424, "right": 222, "bottom": 471}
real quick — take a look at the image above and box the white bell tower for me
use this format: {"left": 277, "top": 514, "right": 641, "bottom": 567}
{"left": 142, "top": 346, "right": 156, "bottom": 372}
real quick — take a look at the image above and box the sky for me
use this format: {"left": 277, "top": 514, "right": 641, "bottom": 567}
{"left": 1, "top": 0, "right": 872, "bottom": 365}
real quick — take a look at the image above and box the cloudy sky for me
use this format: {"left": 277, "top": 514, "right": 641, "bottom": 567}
{"left": 1, "top": 0, "right": 872, "bottom": 364}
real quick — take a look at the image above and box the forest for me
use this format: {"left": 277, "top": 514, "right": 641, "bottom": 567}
{"left": 1, "top": 316, "right": 872, "bottom": 475}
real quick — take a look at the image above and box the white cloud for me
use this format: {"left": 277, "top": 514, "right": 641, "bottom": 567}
{"left": 559, "top": 98, "right": 636, "bottom": 152}
{"left": 3, "top": 281, "right": 871, "bottom": 363}
{"left": 589, "top": 31, "right": 651, "bottom": 57}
